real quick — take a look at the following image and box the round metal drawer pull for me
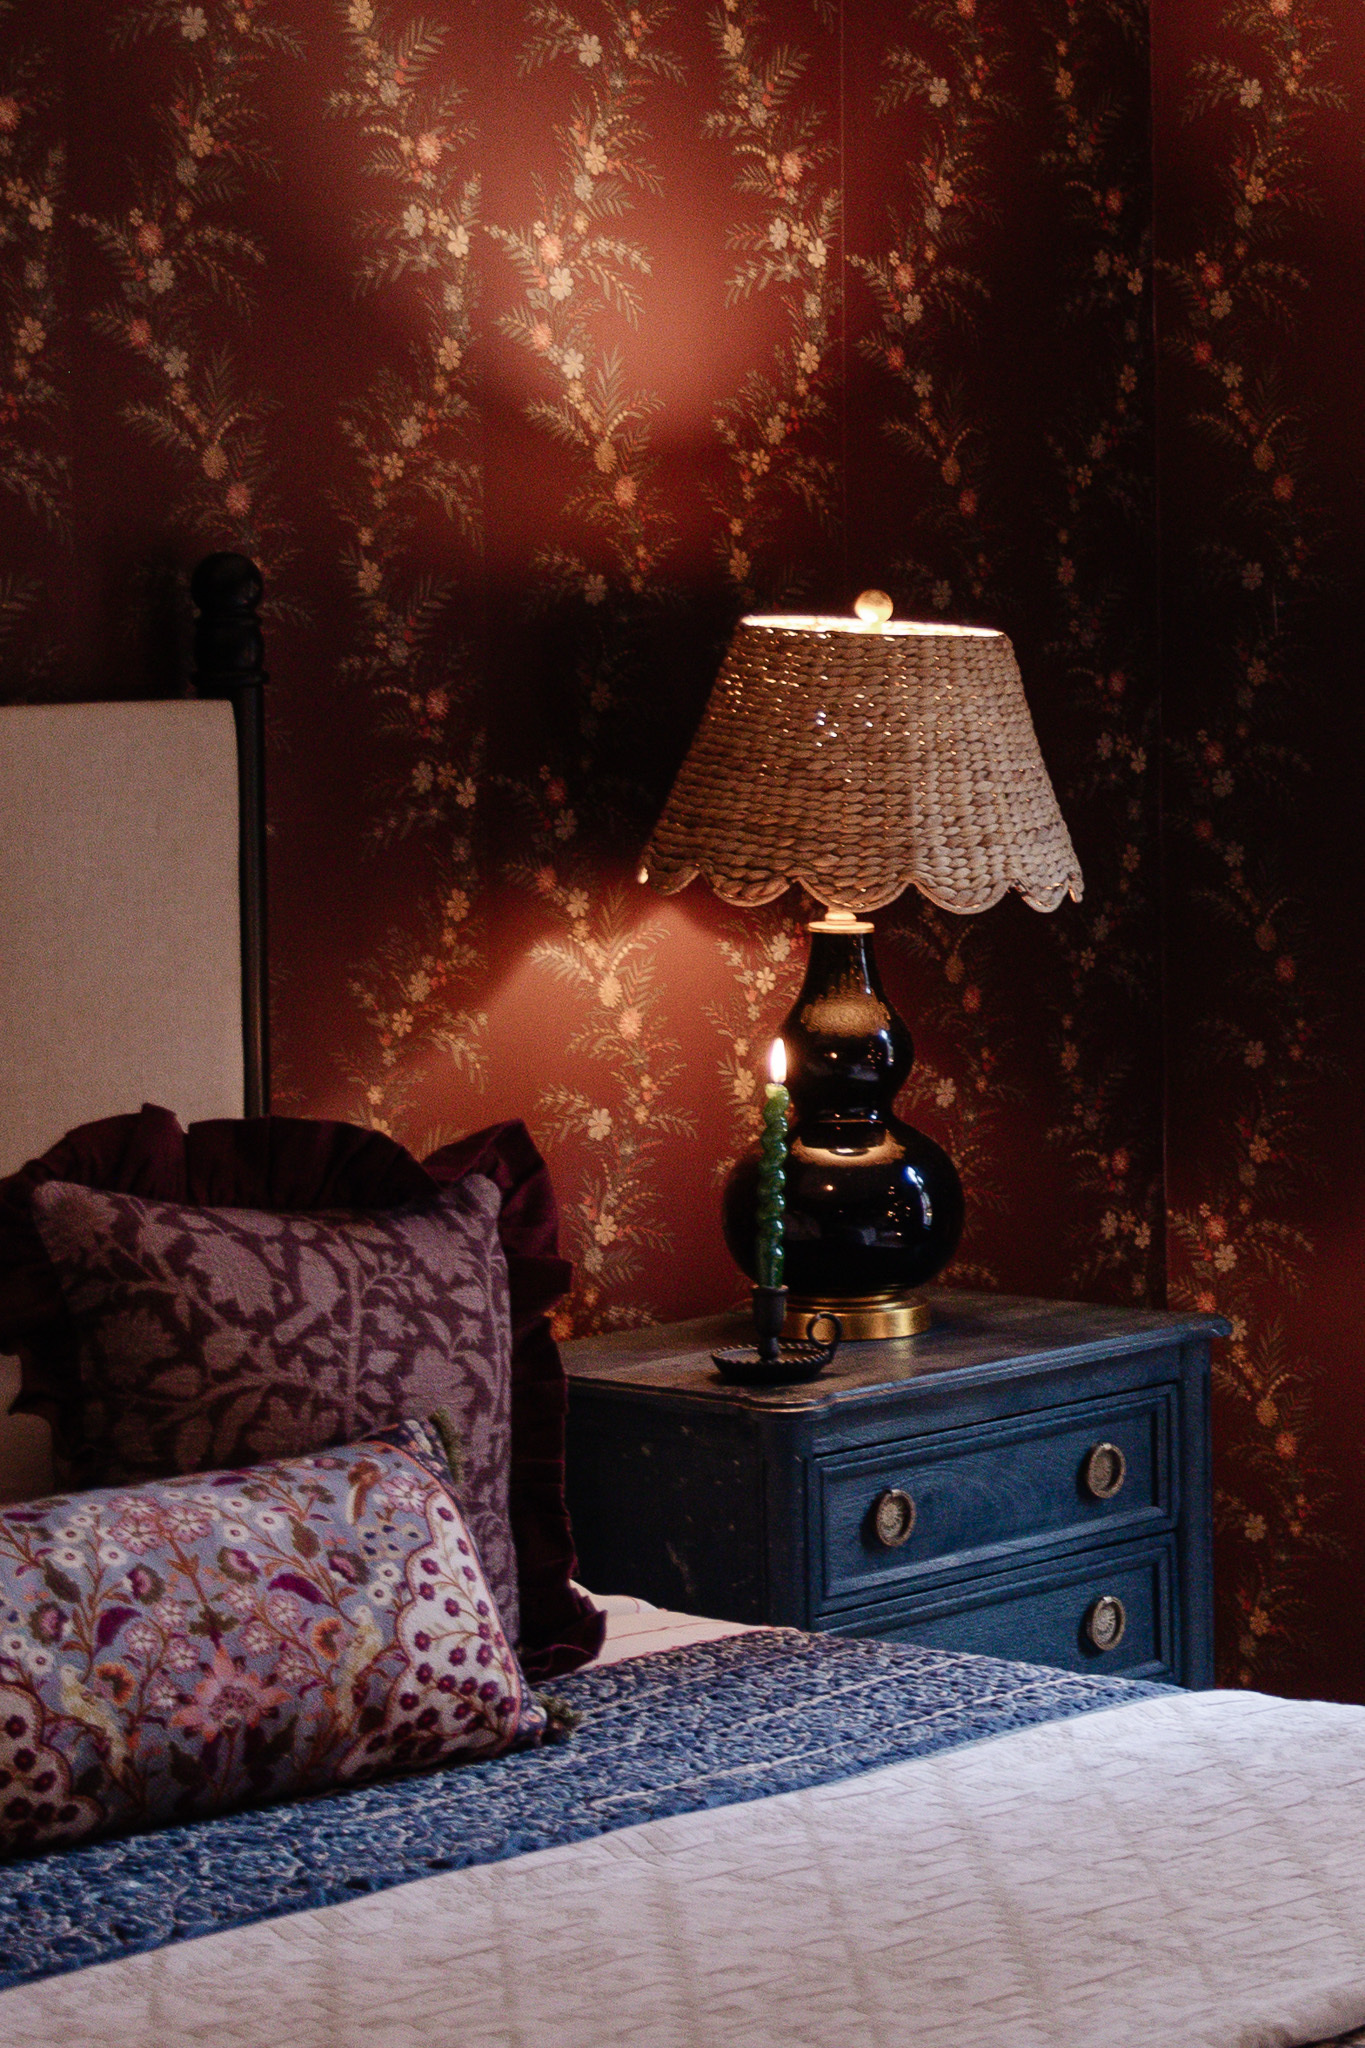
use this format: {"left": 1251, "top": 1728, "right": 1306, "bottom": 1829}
{"left": 871, "top": 1488, "right": 917, "bottom": 1548}
{"left": 1082, "top": 1442, "right": 1127, "bottom": 1501}
{"left": 1084, "top": 1594, "right": 1127, "bottom": 1652}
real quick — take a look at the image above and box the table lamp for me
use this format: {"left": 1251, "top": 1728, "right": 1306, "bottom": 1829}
{"left": 639, "top": 592, "right": 1083, "bottom": 1338}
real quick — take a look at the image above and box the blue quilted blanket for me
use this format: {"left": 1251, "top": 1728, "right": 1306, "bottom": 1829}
{"left": 0, "top": 1627, "right": 1170, "bottom": 1989}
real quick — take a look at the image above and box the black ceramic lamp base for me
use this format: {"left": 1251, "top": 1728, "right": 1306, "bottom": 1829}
{"left": 712, "top": 1286, "right": 843, "bottom": 1386}
{"left": 723, "top": 912, "right": 964, "bottom": 1336}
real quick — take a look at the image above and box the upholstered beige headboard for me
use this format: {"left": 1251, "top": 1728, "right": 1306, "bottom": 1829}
{"left": 0, "top": 699, "right": 246, "bottom": 1172}
{"left": 0, "top": 553, "right": 269, "bottom": 1502}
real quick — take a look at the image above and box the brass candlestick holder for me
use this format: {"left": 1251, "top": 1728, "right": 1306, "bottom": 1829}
{"left": 712, "top": 1285, "right": 842, "bottom": 1386}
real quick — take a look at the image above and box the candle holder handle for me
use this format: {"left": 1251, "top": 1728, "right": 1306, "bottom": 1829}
{"left": 712, "top": 1289, "right": 843, "bottom": 1386}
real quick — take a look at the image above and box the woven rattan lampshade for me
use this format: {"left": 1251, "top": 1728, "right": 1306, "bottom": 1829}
{"left": 643, "top": 611, "right": 1083, "bottom": 916}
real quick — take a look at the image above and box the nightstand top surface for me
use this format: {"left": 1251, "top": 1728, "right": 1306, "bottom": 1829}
{"left": 562, "top": 1289, "right": 1228, "bottom": 1409}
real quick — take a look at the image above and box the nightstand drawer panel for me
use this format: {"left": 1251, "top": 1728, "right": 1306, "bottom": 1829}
{"left": 831, "top": 1539, "right": 1175, "bottom": 1682}
{"left": 816, "top": 1386, "right": 1174, "bottom": 1606}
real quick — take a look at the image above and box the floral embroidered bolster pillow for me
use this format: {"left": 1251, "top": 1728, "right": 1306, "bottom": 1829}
{"left": 0, "top": 1419, "right": 550, "bottom": 1859}
{"left": 28, "top": 1176, "right": 520, "bottom": 1644}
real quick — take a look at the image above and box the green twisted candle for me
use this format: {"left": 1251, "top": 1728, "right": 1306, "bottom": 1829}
{"left": 757, "top": 1040, "right": 790, "bottom": 1288}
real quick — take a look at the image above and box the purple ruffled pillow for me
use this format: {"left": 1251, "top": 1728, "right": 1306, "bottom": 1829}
{"left": 0, "top": 1418, "right": 549, "bottom": 1860}
{"left": 0, "top": 1109, "right": 605, "bottom": 1680}
{"left": 28, "top": 1176, "right": 520, "bottom": 1644}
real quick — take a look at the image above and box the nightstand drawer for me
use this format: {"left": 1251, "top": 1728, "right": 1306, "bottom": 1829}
{"left": 565, "top": 1293, "right": 1219, "bottom": 1686}
{"left": 815, "top": 1385, "right": 1175, "bottom": 1607}
{"left": 832, "top": 1538, "right": 1176, "bottom": 1682}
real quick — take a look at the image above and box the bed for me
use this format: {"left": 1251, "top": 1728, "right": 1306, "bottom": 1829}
{"left": 1, "top": 558, "right": 1364, "bottom": 2048}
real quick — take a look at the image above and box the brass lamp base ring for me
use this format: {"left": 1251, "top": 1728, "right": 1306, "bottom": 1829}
{"left": 784, "top": 1290, "right": 931, "bottom": 1341}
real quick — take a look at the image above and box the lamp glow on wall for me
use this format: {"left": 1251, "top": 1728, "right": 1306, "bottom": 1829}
{"left": 639, "top": 592, "right": 1084, "bottom": 1339}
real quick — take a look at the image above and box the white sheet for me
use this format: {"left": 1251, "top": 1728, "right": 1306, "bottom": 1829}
{"left": 585, "top": 1587, "right": 755, "bottom": 1663}
{"left": 5, "top": 1685, "right": 1365, "bottom": 2048}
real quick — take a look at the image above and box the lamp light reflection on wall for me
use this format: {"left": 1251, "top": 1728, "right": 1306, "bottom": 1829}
{"left": 639, "top": 591, "right": 1083, "bottom": 1340}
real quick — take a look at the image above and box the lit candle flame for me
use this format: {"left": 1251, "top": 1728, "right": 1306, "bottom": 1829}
{"left": 768, "top": 1037, "right": 787, "bottom": 1085}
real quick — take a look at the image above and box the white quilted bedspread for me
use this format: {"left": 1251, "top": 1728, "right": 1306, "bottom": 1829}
{"left": 6, "top": 1688, "right": 1365, "bottom": 2048}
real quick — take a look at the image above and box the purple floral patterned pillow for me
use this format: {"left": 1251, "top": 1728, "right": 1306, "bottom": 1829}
{"left": 29, "top": 1177, "right": 519, "bottom": 1643}
{"left": 0, "top": 1419, "right": 549, "bottom": 1859}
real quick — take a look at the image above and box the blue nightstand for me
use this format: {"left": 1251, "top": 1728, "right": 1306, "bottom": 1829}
{"left": 564, "top": 1290, "right": 1226, "bottom": 1686}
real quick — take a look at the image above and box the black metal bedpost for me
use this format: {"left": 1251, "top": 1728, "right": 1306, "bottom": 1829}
{"left": 190, "top": 553, "right": 271, "bottom": 1118}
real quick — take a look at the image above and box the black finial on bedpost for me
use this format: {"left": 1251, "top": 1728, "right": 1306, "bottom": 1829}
{"left": 191, "top": 553, "right": 270, "bottom": 1120}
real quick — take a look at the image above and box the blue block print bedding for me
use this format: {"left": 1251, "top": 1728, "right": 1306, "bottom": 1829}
{"left": 0, "top": 1627, "right": 1169, "bottom": 1989}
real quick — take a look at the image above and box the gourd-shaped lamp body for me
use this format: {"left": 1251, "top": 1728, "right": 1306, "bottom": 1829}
{"left": 722, "top": 922, "right": 963, "bottom": 1300}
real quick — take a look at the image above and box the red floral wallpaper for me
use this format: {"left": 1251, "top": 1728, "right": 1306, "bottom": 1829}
{"left": 1154, "top": 0, "right": 1365, "bottom": 1700}
{"left": 1, "top": 0, "right": 1360, "bottom": 1698}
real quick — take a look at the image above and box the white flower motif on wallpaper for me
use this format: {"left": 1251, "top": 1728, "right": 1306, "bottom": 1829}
{"left": 1160, "top": 0, "right": 1342, "bottom": 1688}
{"left": 511, "top": 854, "right": 695, "bottom": 1338}
{"left": 77, "top": 0, "right": 301, "bottom": 568}
{"left": 497, "top": 758, "right": 699, "bottom": 1341}
{"left": 703, "top": 910, "right": 806, "bottom": 1182}
{"left": 330, "top": 1, "right": 482, "bottom": 549}
{"left": 702, "top": 0, "right": 841, "bottom": 602}
{"left": 882, "top": 906, "right": 1015, "bottom": 1290}
{"left": 0, "top": 1, "right": 70, "bottom": 685}
{"left": 1032, "top": 0, "right": 1163, "bottom": 1307}
{"left": 0, "top": 5, "right": 68, "bottom": 540}
{"left": 477, "top": 3, "right": 702, "bottom": 1333}
{"left": 486, "top": 0, "right": 681, "bottom": 605}
{"left": 851, "top": 0, "right": 1014, "bottom": 616}
{"left": 329, "top": 0, "right": 490, "bottom": 1132}
{"left": 342, "top": 867, "right": 489, "bottom": 1141}
{"left": 854, "top": 0, "right": 1020, "bottom": 1284}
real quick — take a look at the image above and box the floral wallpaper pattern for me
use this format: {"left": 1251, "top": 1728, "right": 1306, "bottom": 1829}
{"left": 851, "top": 0, "right": 1014, "bottom": 619}
{"left": 0, "top": 0, "right": 69, "bottom": 688}
{"left": 1035, "top": 0, "right": 1163, "bottom": 1307}
{"left": 851, "top": 0, "right": 1023, "bottom": 1288}
{"left": 488, "top": 1, "right": 681, "bottom": 599}
{"left": 1156, "top": 0, "right": 1348, "bottom": 1692}
{"left": 1, "top": 0, "right": 1361, "bottom": 1697}
{"left": 330, "top": 0, "right": 490, "bottom": 1133}
{"left": 78, "top": 0, "right": 301, "bottom": 575}
{"left": 705, "top": 0, "right": 842, "bottom": 601}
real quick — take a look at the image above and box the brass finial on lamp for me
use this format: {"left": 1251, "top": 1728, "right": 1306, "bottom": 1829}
{"left": 640, "top": 593, "right": 1083, "bottom": 1339}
